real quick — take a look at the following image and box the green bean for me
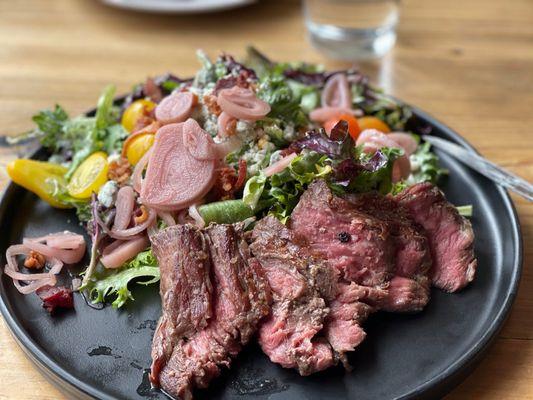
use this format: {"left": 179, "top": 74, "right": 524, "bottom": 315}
{"left": 198, "top": 200, "right": 256, "bottom": 224}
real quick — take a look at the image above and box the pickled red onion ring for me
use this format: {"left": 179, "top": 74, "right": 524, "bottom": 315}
{"left": 23, "top": 232, "right": 86, "bottom": 264}
{"left": 4, "top": 244, "right": 64, "bottom": 294}
{"left": 100, "top": 235, "right": 149, "bottom": 269}
{"left": 114, "top": 186, "right": 136, "bottom": 231}
{"left": 217, "top": 86, "right": 270, "bottom": 121}
{"left": 263, "top": 153, "right": 297, "bottom": 177}
{"left": 188, "top": 204, "right": 205, "bottom": 229}
{"left": 321, "top": 73, "right": 352, "bottom": 109}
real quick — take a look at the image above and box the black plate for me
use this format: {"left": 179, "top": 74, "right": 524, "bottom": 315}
{"left": 0, "top": 103, "right": 522, "bottom": 400}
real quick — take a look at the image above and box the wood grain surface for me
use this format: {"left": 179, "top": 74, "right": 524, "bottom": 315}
{"left": 0, "top": 0, "right": 531, "bottom": 399}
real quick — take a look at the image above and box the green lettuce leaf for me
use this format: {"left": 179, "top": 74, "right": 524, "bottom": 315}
{"left": 243, "top": 173, "right": 267, "bottom": 210}
{"left": 243, "top": 151, "right": 332, "bottom": 223}
{"left": 257, "top": 71, "right": 319, "bottom": 129}
{"left": 84, "top": 249, "right": 160, "bottom": 309}
{"left": 347, "top": 147, "right": 403, "bottom": 194}
{"left": 456, "top": 205, "right": 473, "bottom": 217}
{"left": 407, "top": 141, "right": 448, "bottom": 185}
{"left": 32, "top": 105, "right": 70, "bottom": 152}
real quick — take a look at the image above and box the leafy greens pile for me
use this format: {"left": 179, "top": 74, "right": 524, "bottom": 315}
{"left": 25, "top": 86, "right": 128, "bottom": 221}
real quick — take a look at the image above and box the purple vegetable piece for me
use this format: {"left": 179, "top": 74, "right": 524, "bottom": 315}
{"left": 219, "top": 54, "right": 258, "bottom": 80}
{"left": 283, "top": 69, "right": 329, "bottom": 86}
{"left": 290, "top": 123, "right": 354, "bottom": 159}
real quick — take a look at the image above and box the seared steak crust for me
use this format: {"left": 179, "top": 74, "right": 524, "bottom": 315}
{"left": 151, "top": 223, "right": 269, "bottom": 399}
{"left": 150, "top": 225, "right": 213, "bottom": 385}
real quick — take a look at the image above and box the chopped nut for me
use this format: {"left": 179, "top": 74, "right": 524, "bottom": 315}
{"left": 225, "top": 119, "right": 237, "bottom": 136}
{"left": 108, "top": 157, "right": 132, "bottom": 185}
{"left": 134, "top": 205, "right": 149, "bottom": 225}
{"left": 257, "top": 135, "right": 269, "bottom": 150}
{"left": 24, "top": 251, "right": 46, "bottom": 270}
{"left": 203, "top": 94, "right": 222, "bottom": 116}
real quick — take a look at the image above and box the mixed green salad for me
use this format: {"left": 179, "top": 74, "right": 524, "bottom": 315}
{"left": 7, "top": 48, "right": 452, "bottom": 309}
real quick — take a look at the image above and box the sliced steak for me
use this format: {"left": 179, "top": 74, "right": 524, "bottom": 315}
{"left": 250, "top": 216, "right": 337, "bottom": 375}
{"left": 395, "top": 182, "right": 477, "bottom": 292}
{"left": 250, "top": 216, "right": 382, "bottom": 369}
{"left": 150, "top": 225, "right": 213, "bottom": 385}
{"left": 291, "top": 180, "right": 431, "bottom": 313}
{"left": 346, "top": 191, "right": 432, "bottom": 312}
{"left": 290, "top": 180, "right": 395, "bottom": 287}
{"left": 324, "top": 282, "right": 374, "bottom": 362}
{"left": 151, "top": 224, "right": 269, "bottom": 399}
{"left": 204, "top": 224, "right": 271, "bottom": 345}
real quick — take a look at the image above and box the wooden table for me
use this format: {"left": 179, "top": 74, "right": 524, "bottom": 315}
{"left": 0, "top": 0, "right": 531, "bottom": 398}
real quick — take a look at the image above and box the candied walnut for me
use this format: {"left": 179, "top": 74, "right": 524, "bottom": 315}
{"left": 108, "top": 157, "right": 132, "bottom": 185}
{"left": 203, "top": 94, "right": 222, "bottom": 116}
{"left": 225, "top": 119, "right": 237, "bottom": 136}
{"left": 208, "top": 159, "right": 247, "bottom": 201}
{"left": 134, "top": 205, "right": 149, "bottom": 225}
{"left": 257, "top": 135, "right": 270, "bottom": 150}
{"left": 24, "top": 251, "right": 45, "bottom": 270}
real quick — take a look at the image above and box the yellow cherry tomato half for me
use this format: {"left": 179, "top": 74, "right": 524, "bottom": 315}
{"left": 67, "top": 152, "right": 109, "bottom": 199}
{"left": 121, "top": 99, "right": 156, "bottom": 133}
{"left": 7, "top": 159, "right": 70, "bottom": 208}
{"left": 126, "top": 133, "right": 155, "bottom": 165}
{"left": 324, "top": 113, "right": 361, "bottom": 140}
{"left": 357, "top": 116, "right": 391, "bottom": 133}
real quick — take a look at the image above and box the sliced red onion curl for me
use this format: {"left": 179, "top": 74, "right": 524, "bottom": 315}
{"left": 177, "top": 209, "right": 190, "bottom": 225}
{"left": 132, "top": 148, "right": 152, "bottom": 194}
{"left": 188, "top": 204, "right": 205, "bottom": 228}
{"left": 100, "top": 235, "right": 150, "bottom": 269}
{"left": 158, "top": 211, "right": 176, "bottom": 227}
{"left": 263, "top": 153, "right": 297, "bottom": 177}
{"left": 113, "top": 186, "right": 136, "bottom": 231}
{"left": 23, "top": 232, "right": 86, "bottom": 264}
{"left": 4, "top": 244, "right": 64, "bottom": 294}
{"left": 102, "top": 206, "right": 156, "bottom": 240}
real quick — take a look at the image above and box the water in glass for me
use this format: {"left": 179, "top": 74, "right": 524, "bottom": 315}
{"left": 304, "top": 0, "right": 400, "bottom": 60}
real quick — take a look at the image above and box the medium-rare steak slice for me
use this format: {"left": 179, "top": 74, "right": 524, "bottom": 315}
{"left": 291, "top": 180, "right": 431, "bottom": 313}
{"left": 151, "top": 224, "right": 269, "bottom": 399}
{"left": 290, "top": 180, "right": 395, "bottom": 287}
{"left": 324, "top": 282, "right": 374, "bottom": 362}
{"left": 250, "top": 216, "right": 337, "bottom": 375}
{"left": 250, "top": 216, "right": 383, "bottom": 370}
{"left": 395, "top": 182, "right": 477, "bottom": 292}
{"left": 346, "top": 191, "right": 432, "bottom": 312}
{"left": 150, "top": 225, "right": 213, "bottom": 385}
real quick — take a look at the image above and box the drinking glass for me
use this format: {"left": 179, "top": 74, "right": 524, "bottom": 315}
{"left": 303, "top": 0, "right": 400, "bottom": 60}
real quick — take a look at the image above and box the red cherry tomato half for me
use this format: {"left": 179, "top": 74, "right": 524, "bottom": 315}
{"left": 323, "top": 113, "right": 361, "bottom": 140}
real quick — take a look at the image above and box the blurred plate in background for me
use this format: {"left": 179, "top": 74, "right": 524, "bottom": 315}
{"left": 101, "top": 0, "right": 257, "bottom": 14}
